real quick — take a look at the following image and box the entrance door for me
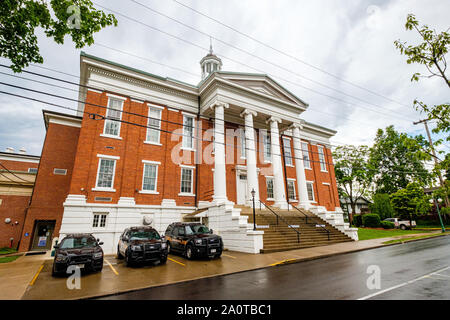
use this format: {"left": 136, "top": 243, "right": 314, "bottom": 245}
{"left": 237, "top": 174, "right": 248, "bottom": 205}
{"left": 31, "top": 220, "right": 55, "bottom": 251}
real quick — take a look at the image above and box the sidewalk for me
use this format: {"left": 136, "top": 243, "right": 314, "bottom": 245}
{"left": 2, "top": 231, "right": 445, "bottom": 300}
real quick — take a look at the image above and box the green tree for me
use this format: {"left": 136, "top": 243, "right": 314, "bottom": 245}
{"left": 394, "top": 14, "right": 449, "bottom": 140}
{"left": 0, "top": 0, "right": 117, "bottom": 72}
{"left": 369, "top": 193, "right": 394, "bottom": 220}
{"left": 369, "top": 125, "right": 431, "bottom": 194}
{"left": 333, "top": 145, "right": 374, "bottom": 225}
{"left": 390, "top": 183, "right": 431, "bottom": 221}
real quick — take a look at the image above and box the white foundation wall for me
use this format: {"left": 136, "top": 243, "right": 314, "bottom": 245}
{"left": 201, "top": 202, "right": 264, "bottom": 254}
{"left": 308, "top": 205, "right": 359, "bottom": 241}
{"left": 60, "top": 195, "right": 195, "bottom": 254}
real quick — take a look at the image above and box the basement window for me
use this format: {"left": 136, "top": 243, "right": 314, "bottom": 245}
{"left": 53, "top": 168, "right": 67, "bottom": 175}
{"left": 92, "top": 213, "right": 108, "bottom": 228}
{"left": 28, "top": 168, "right": 38, "bottom": 174}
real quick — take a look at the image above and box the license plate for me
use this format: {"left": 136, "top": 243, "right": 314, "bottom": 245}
{"left": 76, "top": 264, "right": 85, "bottom": 269}
{"left": 210, "top": 249, "right": 216, "bottom": 253}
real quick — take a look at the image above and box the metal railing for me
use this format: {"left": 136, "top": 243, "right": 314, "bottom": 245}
{"left": 315, "top": 223, "right": 330, "bottom": 241}
{"left": 287, "top": 201, "right": 330, "bottom": 241}
{"left": 288, "top": 201, "right": 310, "bottom": 224}
{"left": 258, "top": 200, "right": 301, "bottom": 243}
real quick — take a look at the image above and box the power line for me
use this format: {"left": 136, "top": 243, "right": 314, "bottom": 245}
{"left": 0, "top": 89, "right": 432, "bottom": 175}
{"left": 172, "top": 0, "right": 411, "bottom": 109}
{"left": 0, "top": 162, "right": 34, "bottom": 183}
{"left": 94, "top": 2, "right": 417, "bottom": 124}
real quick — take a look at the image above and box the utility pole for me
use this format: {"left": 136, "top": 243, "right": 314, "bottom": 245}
{"left": 413, "top": 118, "right": 449, "bottom": 207}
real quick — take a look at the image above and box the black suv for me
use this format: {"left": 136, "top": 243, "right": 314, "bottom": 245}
{"left": 117, "top": 226, "right": 168, "bottom": 266}
{"left": 52, "top": 233, "right": 104, "bottom": 276}
{"left": 165, "top": 222, "right": 223, "bottom": 259}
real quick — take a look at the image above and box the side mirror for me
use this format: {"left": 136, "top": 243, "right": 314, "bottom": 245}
{"left": 53, "top": 244, "right": 59, "bottom": 249}
{"left": 97, "top": 238, "right": 100, "bottom": 242}
{"left": 98, "top": 242, "right": 104, "bottom": 246}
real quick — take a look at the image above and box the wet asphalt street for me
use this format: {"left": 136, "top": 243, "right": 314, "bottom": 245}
{"left": 100, "top": 236, "right": 450, "bottom": 300}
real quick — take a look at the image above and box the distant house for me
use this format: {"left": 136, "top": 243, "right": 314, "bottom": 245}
{"left": 340, "top": 197, "right": 372, "bottom": 214}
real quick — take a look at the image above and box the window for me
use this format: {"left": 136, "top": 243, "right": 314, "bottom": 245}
{"left": 142, "top": 163, "right": 158, "bottom": 192}
{"left": 182, "top": 115, "right": 195, "bottom": 149}
{"left": 96, "top": 159, "right": 116, "bottom": 189}
{"left": 146, "top": 106, "right": 162, "bottom": 144}
{"left": 180, "top": 167, "right": 194, "bottom": 194}
{"left": 240, "top": 128, "right": 246, "bottom": 158}
{"left": 266, "top": 178, "right": 274, "bottom": 199}
{"left": 283, "top": 138, "right": 293, "bottom": 166}
{"left": 103, "top": 97, "right": 123, "bottom": 136}
{"left": 263, "top": 133, "right": 271, "bottom": 161}
{"left": 302, "top": 142, "right": 311, "bottom": 169}
{"left": 28, "top": 168, "right": 38, "bottom": 174}
{"left": 53, "top": 168, "right": 67, "bottom": 175}
{"left": 287, "top": 180, "right": 296, "bottom": 200}
{"left": 318, "top": 146, "right": 327, "bottom": 172}
{"left": 92, "top": 213, "right": 108, "bottom": 228}
{"left": 306, "top": 182, "right": 315, "bottom": 202}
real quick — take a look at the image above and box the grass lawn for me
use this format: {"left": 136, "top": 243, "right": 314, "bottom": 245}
{"left": 0, "top": 247, "right": 17, "bottom": 255}
{"left": 357, "top": 228, "right": 434, "bottom": 241}
{"left": 383, "top": 232, "right": 450, "bottom": 244}
{"left": 0, "top": 255, "right": 20, "bottom": 263}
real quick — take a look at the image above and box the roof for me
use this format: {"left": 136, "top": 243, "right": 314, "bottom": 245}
{"left": 0, "top": 151, "right": 40, "bottom": 161}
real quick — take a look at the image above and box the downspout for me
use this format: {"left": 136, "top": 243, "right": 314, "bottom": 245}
{"left": 194, "top": 96, "right": 201, "bottom": 208}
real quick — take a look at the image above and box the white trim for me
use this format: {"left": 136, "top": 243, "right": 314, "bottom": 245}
{"left": 168, "top": 107, "right": 179, "bottom": 112}
{"left": 139, "top": 190, "right": 160, "bottom": 195}
{"left": 0, "top": 155, "right": 39, "bottom": 163}
{"left": 142, "top": 160, "right": 161, "bottom": 165}
{"left": 106, "top": 93, "right": 127, "bottom": 100}
{"left": 147, "top": 103, "right": 165, "bottom": 110}
{"left": 180, "top": 165, "right": 196, "bottom": 169}
{"left": 94, "top": 157, "right": 117, "bottom": 191}
{"left": 103, "top": 97, "right": 124, "bottom": 138}
{"left": 322, "top": 182, "right": 331, "bottom": 185}
{"left": 180, "top": 166, "right": 194, "bottom": 194}
{"left": 178, "top": 193, "right": 196, "bottom": 197}
{"left": 143, "top": 141, "right": 163, "bottom": 146}
{"left": 48, "top": 118, "right": 82, "bottom": 128}
{"left": 92, "top": 187, "right": 116, "bottom": 192}
{"left": 306, "top": 181, "right": 315, "bottom": 202}
{"left": 92, "top": 212, "right": 109, "bottom": 229}
{"left": 181, "top": 111, "right": 196, "bottom": 117}
{"left": 100, "top": 133, "right": 123, "bottom": 140}
{"left": 131, "top": 98, "right": 144, "bottom": 103}
{"left": 146, "top": 105, "right": 162, "bottom": 144}
{"left": 97, "top": 154, "right": 120, "bottom": 160}
{"left": 87, "top": 88, "right": 103, "bottom": 94}
{"left": 317, "top": 145, "right": 328, "bottom": 172}
{"left": 182, "top": 114, "right": 196, "bottom": 150}
{"left": 287, "top": 178, "right": 296, "bottom": 181}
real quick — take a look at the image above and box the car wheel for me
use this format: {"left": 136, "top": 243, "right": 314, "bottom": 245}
{"left": 160, "top": 256, "right": 167, "bottom": 265}
{"left": 400, "top": 224, "right": 406, "bottom": 230}
{"left": 215, "top": 252, "right": 222, "bottom": 259}
{"left": 117, "top": 246, "right": 123, "bottom": 259}
{"left": 94, "top": 264, "right": 103, "bottom": 273}
{"left": 185, "top": 245, "right": 194, "bottom": 260}
{"left": 125, "top": 251, "right": 134, "bottom": 267}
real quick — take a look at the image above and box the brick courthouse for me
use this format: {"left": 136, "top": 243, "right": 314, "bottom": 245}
{"left": 8, "top": 49, "right": 357, "bottom": 254}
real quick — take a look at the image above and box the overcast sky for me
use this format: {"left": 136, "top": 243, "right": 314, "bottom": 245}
{"left": 0, "top": 0, "right": 448, "bottom": 157}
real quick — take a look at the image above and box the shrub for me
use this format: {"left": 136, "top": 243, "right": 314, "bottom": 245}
{"left": 353, "top": 214, "right": 362, "bottom": 227}
{"left": 381, "top": 221, "right": 395, "bottom": 229}
{"left": 370, "top": 193, "right": 394, "bottom": 220}
{"left": 362, "top": 213, "right": 381, "bottom": 228}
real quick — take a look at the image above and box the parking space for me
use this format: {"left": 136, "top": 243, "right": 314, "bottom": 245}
{"left": 21, "top": 251, "right": 283, "bottom": 300}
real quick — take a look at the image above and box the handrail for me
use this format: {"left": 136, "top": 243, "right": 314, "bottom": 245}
{"left": 287, "top": 202, "right": 330, "bottom": 241}
{"left": 259, "top": 200, "right": 301, "bottom": 243}
{"left": 315, "top": 223, "right": 330, "bottom": 241}
{"left": 288, "top": 201, "right": 310, "bottom": 224}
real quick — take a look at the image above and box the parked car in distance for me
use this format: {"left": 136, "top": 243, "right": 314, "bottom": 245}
{"left": 384, "top": 218, "right": 416, "bottom": 230}
{"left": 117, "top": 226, "right": 167, "bottom": 267}
{"left": 52, "top": 233, "right": 104, "bottom": 276}
{"left": 165, "top": 222, "right": 223, "bottom": 259}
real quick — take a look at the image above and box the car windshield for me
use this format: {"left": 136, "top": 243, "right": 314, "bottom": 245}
{"left": 185, "top": 225, "right": 210, "bottom": 235}
{"left": 129, "top": 230, "right": 160, "bottom": 240}
{"left": 60, "top": 236, "right": 97, "bottom": 249}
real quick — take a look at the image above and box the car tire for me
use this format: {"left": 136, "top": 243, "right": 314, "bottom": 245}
{"left": 400, "top": 224, "right": 406, "bottom": 230}
{"left": 215, "top": 252, "right": 222, "bottom": 259}
{"left": 185, "top": 245, "right": 194, "bottom": 260}
{"left": 117, "top": 246, "right": 123, "bottom": 259}
{"left": 125, "top": 251, "right": 134, "bottom": 267}
{"left": 160, "top": 256, "right": 167, "bottom": 265}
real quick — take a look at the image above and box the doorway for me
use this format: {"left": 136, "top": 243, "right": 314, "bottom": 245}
{"left": 31, "top": 220, "right": 55, "bottom": 251}
{"left": 237, "top": 174, "right": 248, "bottom": 205}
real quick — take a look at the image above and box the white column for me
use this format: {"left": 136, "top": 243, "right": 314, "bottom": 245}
{"left": 267, "top": 116, "right": 287, "bottom": 208}
{"left": 291, "top": 123, "right": 311, "bottom": 208}
{"left": 240, "top": 109, "right": 259, "bottom": 205}
{"left": 212, "top": 103, "right": 228, "bottom": 204}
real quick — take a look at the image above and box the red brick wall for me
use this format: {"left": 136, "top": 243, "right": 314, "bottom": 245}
{"left": 0, "top": 195, "right": 30, "bottom": 248}
{"left": 0, "top": 159, "right": 38, "bottom": 172}
{"left": 19, "top": 122, "right": 80, "bottom": 251}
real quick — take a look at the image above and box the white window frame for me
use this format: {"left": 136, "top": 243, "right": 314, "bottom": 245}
{"left": 287, "top": 179, "right": 297, "bottom": 201}
{"left": 239, "top": 128, "right": 246, "bottom": 159}
{"left": 140, "top": 160, "right": 160, "bottom": 194}
{"left": 92, "top": 213, "right": 108, "bottom": 229}
{"left": 182, "top": 114, "right": 195, "bottom": 151}
{"left": 263, "top": 132, "right": 271, "bottom": 162}
{"left": 179, "top": 165, "right": 195, "bottom": 196}
{"left": 145, "top": 104, "right": 163, "bottom": 146}
{"left": 302, "top": 142, "right": 311, "bottom": 170}
{"left": 265, "top": 176, "right": 274, "bottom": 200}
{"left": 101, "top": 96, "right": 125, "bottom": 139}
{"left": 306, "top": 181, "right": 316, "bottom": 202}
{"left": 283, "top": 137, "right": 293, "bottom": 167}
{"left": 92, "top": 154, "right": 119, "bottom": 192}
{"left": 318, "top": 145, "right": 328, "bottom": 172}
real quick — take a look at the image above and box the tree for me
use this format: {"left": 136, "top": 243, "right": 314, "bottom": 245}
{"left": 394, "top": 14, "right": 449, "bottom": 140}
{"left": 369, "top": 193, "right": 394, "bottom": 220}
{"left": 369, "top": 126, "right": 431, "bottom": 194}
{"left": 390, "top": 183, "right": 431, "bottom": 221}
{"left": 0, "top": 0, "right": 117, "bottom": 72}
{"left": 333, "top": 145, "right": 374, "bottom": 225}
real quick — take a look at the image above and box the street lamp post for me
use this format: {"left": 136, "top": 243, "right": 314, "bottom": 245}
{"left": 430, "top": 198, "right": 446, "bottom": 233}
{"left": 251, "top": 188, "right": 256, "bottom": 231}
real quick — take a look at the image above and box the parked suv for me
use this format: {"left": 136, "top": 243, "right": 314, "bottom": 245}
{"left": 117, "top": 226, "right": 168, "bottom": 266}
{"left": 165, "top": 222, "right": 223, "bottom": 259}
{"left": 52, "top": 233, "right": 104, "bottom": 276}
{"left": 384, "top": 218, "right": 416, "bottom": 230}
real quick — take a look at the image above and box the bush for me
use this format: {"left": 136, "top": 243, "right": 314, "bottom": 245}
{"left": 381, "top": 221, "right": 395, "bottom": 229}
{"left": 353, "top": 214, "right": 362, "bottom": 227}
{"left": 370, "top": 194, "right": 394, "bottom": 220}
{"left": 362, "top": 213, "right": 381, "bottom": 228}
